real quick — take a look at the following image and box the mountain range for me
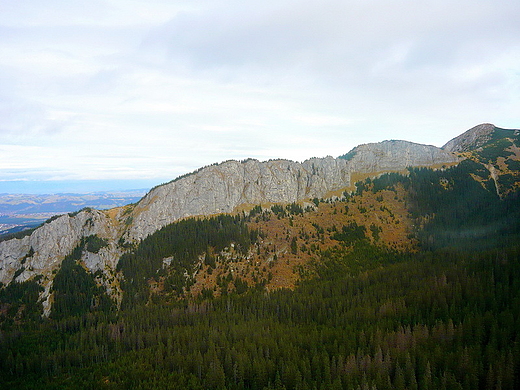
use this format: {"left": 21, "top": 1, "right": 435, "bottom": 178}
{"left": 1, "top": 122, "right": 520, "bottom": 389}
{"left": 1, "top": 123, "right": 519, "bottom": 314}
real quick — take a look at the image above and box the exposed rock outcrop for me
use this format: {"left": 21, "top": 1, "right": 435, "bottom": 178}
{"left": 124, "top": 157, "right": 351, "bottom": 242}
{"left": 442, "top": 123, "right": 497, "bottom": 153}
{"left": 0, "top": 209, "right": 123, "bottom": 314}
{"left": 125, "top": 142, "right": 459, "bottom": 242}
{"left": 346, "top": 140, "right": 459, "bottom": 172}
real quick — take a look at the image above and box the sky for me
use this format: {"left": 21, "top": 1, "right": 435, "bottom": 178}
{"left": 1, "top": 0, "right": 519, "bottom": 193}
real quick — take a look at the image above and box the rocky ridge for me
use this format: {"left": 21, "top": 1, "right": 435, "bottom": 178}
{"left": 442, "top": 123, "right": 497, "bottom": 153}
{"left": 345, "top": 139, "right": 459, "bottom": 171}
{"left": 0, "top": 131, "right": 466, "bottom": 313}
{"left": 125, "top": 140, "right": 458, "bottom": 242}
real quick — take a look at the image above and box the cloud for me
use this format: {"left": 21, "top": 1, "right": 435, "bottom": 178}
{"left": 151, "top": 1, "right": 519, "bottom": 73}
{"left": 140, "top": 0, "right": 520, "bottom": 131}
{"left": 0, "top": 0, "right": 519, "bottom": 192}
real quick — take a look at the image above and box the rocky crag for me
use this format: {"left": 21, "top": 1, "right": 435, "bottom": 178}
{"left": 0, "top": 126, "right": 479, "bottom": 314}
{"left": 442, "top": 123, "right": 510, "bottom": 153}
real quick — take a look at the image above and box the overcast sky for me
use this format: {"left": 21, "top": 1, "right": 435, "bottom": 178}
{"left": 1, "top": 0, "right": 519, "bottom": 193}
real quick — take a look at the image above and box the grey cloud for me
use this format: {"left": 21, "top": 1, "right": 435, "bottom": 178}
{"left": 1, "top": 0, "right": 519, "bottom": 189}
{"left": 147, "top": 0, "right": 520, "bottom": 84}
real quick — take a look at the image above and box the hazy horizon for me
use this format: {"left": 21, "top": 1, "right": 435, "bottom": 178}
{"left": 0, "top": 179, "right": 159, "bottom": 195}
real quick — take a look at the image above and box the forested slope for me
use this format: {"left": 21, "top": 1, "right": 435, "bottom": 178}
{"left": 1, "top": 125, "right": 520, "bottom": 389}
{"left": 1, "top": 242, "right": 518, "bottom": 389}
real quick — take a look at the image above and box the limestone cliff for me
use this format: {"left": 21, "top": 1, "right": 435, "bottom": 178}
{"left": 0, "top": 208, "right": 124, "bottom": 314}
{"left": 124, "top": 157, "right": 351, "bottom": 242}
{"left": 345, "top": 140, "right": 459, "bottom": 172}
{"left": 124, "top": 142, "right": 458, "bottom": 242}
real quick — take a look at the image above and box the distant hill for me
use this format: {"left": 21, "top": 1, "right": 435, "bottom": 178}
{"left": 0, "top": 189, "right": 147, "bottom": 236}
{"left": 0, "top": 190, "right": 147, "bottom": 214}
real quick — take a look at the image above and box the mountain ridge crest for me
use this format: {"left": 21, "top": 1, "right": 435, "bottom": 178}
{"left": 1, "top": 123, "right": 517, "bottom": 315}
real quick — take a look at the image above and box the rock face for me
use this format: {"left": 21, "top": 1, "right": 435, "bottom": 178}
{"left": 0, "top": 208, "right": 124, "bottom": 314}
{"left": 442, "top": 123, "right": 497, "bottom": 153}
{"left": 346, "top": 140, "right": 459, "bottom": 172}
{"left": 125, "top": 142, "right": 459, "bottom": 242}
{"left": 0, "top": 137, "right": 461, "bottom": 314}
{"left": 125, "top": 157, "right": 351, "bottom": 241}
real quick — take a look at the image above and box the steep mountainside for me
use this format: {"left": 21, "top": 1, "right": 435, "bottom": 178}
{"left": 0, "top": 123, "right": 517, "bottom": 316}
{"left": 444, "top": 124, "right": 520, "bottom": 197}
{"left": 0, "top": 209, "right": 124, "bottom": 314}
{"left": 341, "top": 139, "right": 457, "bottom": 170}
{"left": 1, "top": 123, "right": 520, "bottom": 389}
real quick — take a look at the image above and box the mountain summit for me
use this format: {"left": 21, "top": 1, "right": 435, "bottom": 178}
{"left": 442, "top": 123, "right": 513, "bottom": 152}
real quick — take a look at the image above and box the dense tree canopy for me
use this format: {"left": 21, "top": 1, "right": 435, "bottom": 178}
{"left": 0, "top": 244, "right": 519, "bottom": 389}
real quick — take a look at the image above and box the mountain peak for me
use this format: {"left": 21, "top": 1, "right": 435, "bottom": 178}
{"left": 442, "top": 123, "right": 497, "bottom": 153}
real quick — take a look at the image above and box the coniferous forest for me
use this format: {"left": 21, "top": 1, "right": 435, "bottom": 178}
{"left": 1, "top": 242, "right": 519, "bottom": 389}
{"left": 1, "top": 135, "right": 520, "bottom": 389}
